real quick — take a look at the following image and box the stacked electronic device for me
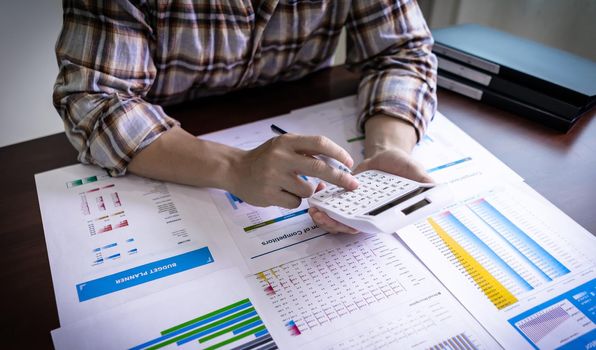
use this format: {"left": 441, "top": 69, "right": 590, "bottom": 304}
{"left": 432, "top": 24, "right": 596, "bottom": 131}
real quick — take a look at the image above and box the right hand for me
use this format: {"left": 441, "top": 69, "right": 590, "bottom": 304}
{"left": 227, "top": 134, "right": 359, "bottom": 209}
{"left": 310, "top": 148, "right": 434, "bottom": 234}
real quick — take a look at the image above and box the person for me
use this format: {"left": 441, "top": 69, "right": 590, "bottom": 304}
{"left": 53, "top": 0, "right": 437, "bottom": 234}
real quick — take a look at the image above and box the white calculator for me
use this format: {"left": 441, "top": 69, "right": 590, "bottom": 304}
{"left": 308, "top": 170, "right": 452, "bottom": 234}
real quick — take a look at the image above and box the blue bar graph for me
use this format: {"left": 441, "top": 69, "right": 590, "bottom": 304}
{"left": 130, "top": 301, "right": 253, "bottom": 349}
{"left": 441, "top": 212, "right": 534, "bottom": 293}
{"left": 427, "top": 157, "right": 472, "bottom": 173}
{"left": 508, "top": 279, "right": 596, "bottom": 350}
{"left": 254, "top": 329, "right": 269, "bottom": 338}
{"left": 176, "top": 310, "right": 258, "bottom": 345}
{"left": 470, "top": 199, "right": 570, "bottom": 280}
{"left": 129, "top": 298, "right": 277, "bottom": 350}
{"left": 233, "top": 319, "right": 263, "bottom": 335}
{"left": 169, "top": 302, "right": 253, "bottom": 340}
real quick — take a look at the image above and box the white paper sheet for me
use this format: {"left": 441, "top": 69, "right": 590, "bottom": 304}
{"left": 246, "top": 233, "right": 500, "bottom": 349}
{"left": 40, "top": 96, "right": 594, "bottom": 350}
{"left": 51, "top": 268, "right": 278, "bottom": 350}
{"left": 36, "top": 164, "right": 240, "bottom": 325}
{"left": 397, "top": 181, "right": 596, "bottom": 349}
{"left": 200, "top": 96, "right": 523, "bottom": 273}
{"left": 51, "top": 238, "right": 501, "bottom": 350}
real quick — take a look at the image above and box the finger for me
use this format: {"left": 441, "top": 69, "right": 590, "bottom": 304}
{"left": 286, "top": 135, "right": 354, "bottom": 169}
{"left": 273, "top": 189, "right": 303, "bottom": 209}
{"left": 418, "top": 172, "right": 435, "bottom": 184}
{"left": 353, "top": 159, "right": 370, "bottom": 174}
{"left": 279, "top": 175, "right": 316, "bottom": 198}
{"left": 292, "top": 156, "right": 358, "bottom": 190}
{"left": 309, "top": 208, "right": 359, "bottom": 234}
{"left": 315, "top": 181, "right": 326, "bottom": 192}
{"left": 407, "top": 161, "right": 435, "bottom": 183}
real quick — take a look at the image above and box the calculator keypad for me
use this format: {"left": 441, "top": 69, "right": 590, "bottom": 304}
{"left": 310, "top": 170, "right": 417, "bottom": 216}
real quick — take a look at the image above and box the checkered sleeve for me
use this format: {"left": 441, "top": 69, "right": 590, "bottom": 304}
{"left": 345, "top": 0, "right": 437, "bottom": 141}
{"left": 53, "top": 0, "right": 178, "bottom": 176}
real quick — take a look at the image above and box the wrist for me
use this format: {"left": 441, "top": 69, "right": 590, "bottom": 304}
{"left": 364, "top": 114, "right": 418, "bottom": 158}
{"left": 212, "top": 144, "right": 247, "bottom": 194}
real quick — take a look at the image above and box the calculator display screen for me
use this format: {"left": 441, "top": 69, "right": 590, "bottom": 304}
{"left": 366, "top": 187, "right": 430, "bottom": 216}
{"left": 401, "top": 198, "right": 431, "bottom": 215}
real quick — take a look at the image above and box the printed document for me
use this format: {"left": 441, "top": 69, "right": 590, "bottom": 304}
{"left": 201, "top": 96, "right": 522, "bottom": 273}
{"left": 38, "top": 96, "right": 595, "bottom": 350}
{"left": 36, "top": 165, "right": 239, "bottom": 325}
{"left": 398, "top": 181, "right": 596, "bottom": 349}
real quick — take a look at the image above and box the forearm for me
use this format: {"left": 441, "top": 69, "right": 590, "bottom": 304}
{"left": 128, "top": 126, "right": 243, "bottom": 191}
{"left": 347, "top": 1, "right": 437, "bottom": 149}
{"left": 364, "top": 114, "right": 418, "bottom": 158}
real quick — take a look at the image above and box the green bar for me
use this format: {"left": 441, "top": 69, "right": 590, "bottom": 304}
{"left": 161, "top": 298, "right": 250, "bottom": 335}
{"left": 67, "top": 179, "right": 83, "bottom": 188}
{"left": 243, "top": 219, "right": 275, "bottom": 232}
{"left": 199, "top": 316, "right": 261, "bottom": 343}
{"left": 203, "top": 325, "right": 267, "bottom": 350}
{"left": 347, "top": 135, "right": 365, "bottom": 143}
{"left": 85, "top": 175, "right": 98, "bottom": 183}
{"left": 147, "top": 307, "right": 256, "bottom": 350}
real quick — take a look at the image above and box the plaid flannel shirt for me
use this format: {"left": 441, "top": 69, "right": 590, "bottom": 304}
{"left": 54, "top": 0, "right": 437, "bottom": 176}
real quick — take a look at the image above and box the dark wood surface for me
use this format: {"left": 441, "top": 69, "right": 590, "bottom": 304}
{"left": 0, "top": 66, "right": 594, "bottom": 348}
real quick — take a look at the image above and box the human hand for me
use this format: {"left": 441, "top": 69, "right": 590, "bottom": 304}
{"left": 309, "top": 148, "right": 433, "bottom": 234}
{"left": 228, "top": 134, "right": 358, "bottom": 208}
{"left": 354, "top": 148, "right": 433, "bottom": 183}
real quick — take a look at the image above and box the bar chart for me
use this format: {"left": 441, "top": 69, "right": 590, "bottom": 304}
{"left": 416, "top": 191, "right": 574, "bottom": 310}
{"left": 427, "top": 215, "right": 520, "bottom": 310}
{"left": 516, "top": 303, "right": 571, "bottom": 344}
{"left": 217, "top": 188, "right": 313, "bottom": 235}
{"left": 129, "top": 298, "right": 276, "bottom": 350}
{"left": 412, "top": 131, "right": 474, "bottom": 177}
{"left": 425, "top": 333, "right": 479, "bottom": 350}
{"left": 66, "top": 173, "right": 110, "bottom": 188}
{"left": 508, "top": 279, "right": 596, "bottom": 349}
{"left": 468, "top": 199, "right": 570, "bottom": 280}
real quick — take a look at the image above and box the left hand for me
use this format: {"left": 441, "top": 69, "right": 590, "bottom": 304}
{"left": 309, "top": 148, "right": 433, "bottom": 234}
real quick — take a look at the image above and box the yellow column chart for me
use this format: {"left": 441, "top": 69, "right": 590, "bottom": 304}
{"left": 428, "top": 217, "right": 519, "bottom": 309}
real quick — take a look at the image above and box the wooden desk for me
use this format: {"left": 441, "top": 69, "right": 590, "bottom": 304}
{"left": 0, "top": 66, "right": 594, "bottom": 348}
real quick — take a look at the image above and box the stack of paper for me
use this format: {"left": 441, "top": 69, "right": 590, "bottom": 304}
{"left": 36, "top": 96, "right": 596, "bottom": 349}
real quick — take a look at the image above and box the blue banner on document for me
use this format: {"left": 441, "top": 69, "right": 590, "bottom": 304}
{"left": 76, "top": 247, "right": 214, "bottom": 302}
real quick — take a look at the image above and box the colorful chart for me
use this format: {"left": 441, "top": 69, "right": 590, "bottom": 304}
{"left": 243, "top": 209, "right": 308, "bottom": 232}
{"left": 468, "top": 198, "right": 570, "bottom": 280}
{"left": 65, "top": 173, "right": 110, "bottom": 188}
{"left": 420, "top": 192, "right": 573, "bottom": 311}
{"left": 508, "top": 279, "right": 596, "bottom": 350}
{"left": 129, "top": 298, "right": 276, "bottom": 350}
{"left": 428, "top": 216, "right": 519, "bottom": 309}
